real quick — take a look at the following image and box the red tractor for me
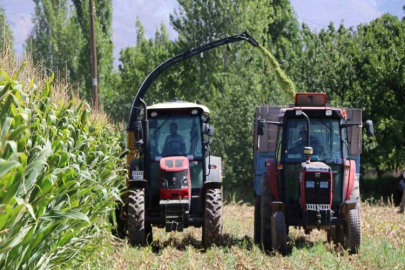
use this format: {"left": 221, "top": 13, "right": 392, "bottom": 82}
{"left": 114, "top": 32, "right": 259, "bottom": 247}
{"left": 253, "top": 93, "right": 374, "bottom": 254}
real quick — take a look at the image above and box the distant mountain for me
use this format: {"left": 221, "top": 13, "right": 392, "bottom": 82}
{"left": 0, "top": 0, "right": 403, "bottom": 66}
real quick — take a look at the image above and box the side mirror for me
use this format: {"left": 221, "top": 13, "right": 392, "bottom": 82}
{"left": 257, "top": 120, "right": 264, "bottom": 136}
{"left": 133, "top": 121, "right": 144, "bottom": 146}
{"left": 202, "top": 123, "right": 215, "bottom": 136}
{"left": 365, "top": 120, "right": 374, "bottom": 137}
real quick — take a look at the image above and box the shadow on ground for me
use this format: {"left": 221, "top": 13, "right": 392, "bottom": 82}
{"left": 150, "top": 233, "right": 254, "bottom": 254}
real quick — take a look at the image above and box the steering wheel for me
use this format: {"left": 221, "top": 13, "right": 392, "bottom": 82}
{"left": 164, "top": 140, "right": 184, "bottom": 156}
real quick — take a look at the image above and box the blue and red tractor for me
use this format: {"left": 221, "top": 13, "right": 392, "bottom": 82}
{"left": 253, "top": 93, "right": 374, "bottom": 254}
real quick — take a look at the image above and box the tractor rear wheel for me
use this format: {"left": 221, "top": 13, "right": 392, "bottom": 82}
{"left": 203, "top": 188, "right": 223, "bottom": 247}
{"left": 254, "top": 195, "right": 261, "bottom": 244}
{"left": 260, "top": 172, "right": 273, "bottom": 251}
{"left": 128, "top": 188, "right": 149, "bottom": 246}
{"left": 271, "top": 211, "right": 287, "bottom": 254}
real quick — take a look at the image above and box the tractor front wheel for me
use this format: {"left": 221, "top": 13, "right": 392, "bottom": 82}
{"left": 345, "top": 207, "right": 361, "bottom": 254}
{"left": 203, "top": 188, "right": 223, "bottom": 247}
{"left": 111, "top": 203, "right": 126, "bottom": 239}
{"left": 128, "top": 188, "right": 150, "bottom": 246}
{"left": 345, "top": 180, "right": 361, "bottom": 254}
{"left": 271, "top": 211, "right": 287, "bottom": 254}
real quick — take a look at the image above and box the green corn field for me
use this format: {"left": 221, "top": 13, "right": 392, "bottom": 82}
{"left": 0, "top": 55, "right": 126, "bottom": 269}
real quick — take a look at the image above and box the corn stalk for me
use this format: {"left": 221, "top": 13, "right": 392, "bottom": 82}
{"left": 0, "top": 63, "right": 126, "bottom": 269}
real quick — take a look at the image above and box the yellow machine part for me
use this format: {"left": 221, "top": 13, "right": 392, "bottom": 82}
{"left": 126, "top": 130, "right": 137, "bottom": 187}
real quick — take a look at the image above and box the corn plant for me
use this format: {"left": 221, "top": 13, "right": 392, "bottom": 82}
{"left": 0, "top": 64, "right": 126, "bottom": 269}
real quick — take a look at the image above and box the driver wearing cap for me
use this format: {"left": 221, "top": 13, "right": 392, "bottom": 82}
{"left": 162, "top": 122, "right": 186, "bottom": 155}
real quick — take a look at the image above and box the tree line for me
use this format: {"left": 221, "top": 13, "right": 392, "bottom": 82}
{"left": 1, "top": 1, "right": 405, "bottom": 190}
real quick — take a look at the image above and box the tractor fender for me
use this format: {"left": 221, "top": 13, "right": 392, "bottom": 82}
{"left": 270, "top": 201, "right": 286, "bottom": 213}
{"left": 341, "top": 198, "right": 357, "bottom": 216}
{"left": 344, "top": 159, "right": 357, "bottom": 201}
{"left": 204, "top": 156, "right": 222, "bottom": 189}
{"left": 128, "top": 158, "right": 147, "bottom": 188}
{"left": 265, "top": 158, "right": 279, "bottom": 201}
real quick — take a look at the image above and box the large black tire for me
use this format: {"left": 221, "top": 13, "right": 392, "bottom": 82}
{"left": 271, "top": 211, "right": 287, "bottom": 254}
{"left": 329, "top": 180, "right": 361, "bottom": 253}
{"left": 260, "top": 173, "right": 273, "bottom": 251}
{"left": 254, "top": 195, "right": 261, "bottom": 244}
{"left": 111, "top": 204, "right": 126, "bottom": 239}
{"left": 203, "top": 188, "right": 223, "bottom": 247}
{"left": 345, "top": 180, "right": 361, "bottom": 254}
{"left": 345, "top": 207, "right": 361, "bottom": 254}
{"left": 128, "top": 188, "right": 147, "bottom": 246}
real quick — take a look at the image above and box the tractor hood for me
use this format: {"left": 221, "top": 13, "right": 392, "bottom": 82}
{"left": 160, "top": 157, "right": 189, "bottom": 172}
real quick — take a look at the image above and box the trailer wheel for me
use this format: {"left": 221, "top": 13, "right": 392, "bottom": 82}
{"left": 260, "top": 172, "right": 273, "bottom": 251}
{"left": 128, "top": 188, "right": 148, "bottom": 246}
{"left": 271, "top": 211, "right": 287, "bottom": 254}
{"left": 203, "top": 188, "right": 223, "bottom": 247}
{"left": 254, "top": 195, "right": 261, "bottom": 244}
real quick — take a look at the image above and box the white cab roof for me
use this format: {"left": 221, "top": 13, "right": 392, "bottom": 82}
{"left": 148, "top": 101, "right": 210, "bottom": 114}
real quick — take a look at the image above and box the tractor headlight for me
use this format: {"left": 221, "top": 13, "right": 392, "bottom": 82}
{"left": 181, "top": 178, "right": 188, "bottom": 189}
{"left": 306, "top": 181, "right": 315, "bottom": 188}
{"left": 320, "top": 181, "right": 329, "bottom": 188}
{"left": 162, "top": 180, "right": 168, "bottom": 188}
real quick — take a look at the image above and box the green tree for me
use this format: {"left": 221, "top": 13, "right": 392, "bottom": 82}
{"left": 347, "top": 15, "right": 405, "bottom": 173}
{"left": 169, "top": 0, "right": 300, "bottom": 191}
{"left": 103, "top": 19, "right": 175, "bottom": 122}
{"left": 71, "top": 0, "right": 114, "bottom": 101}
{"left": 27, "top": 0, "right": 82, "bottom": 82}
{"left": 0, "top": 5, "right": 14, "bottom": 54}
{"left": 296, "top": 15, "right": 405, "bottom": 173}
{"left": 26, "top": 0, "right": 114, "bottom": 102}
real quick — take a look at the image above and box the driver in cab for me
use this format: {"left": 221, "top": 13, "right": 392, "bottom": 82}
{"left": 289, "top": 128, "right": 322, "bottom": 156}
{"left": 162, "top": 122, "right": 186, "bottom": 156}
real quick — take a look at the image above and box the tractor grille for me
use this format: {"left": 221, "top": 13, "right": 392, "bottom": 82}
{"left": 303, "top": 172, "right": 332, "bottom": 208}
{"left": 161, "top": 170, "right": 187, "bottom": 189}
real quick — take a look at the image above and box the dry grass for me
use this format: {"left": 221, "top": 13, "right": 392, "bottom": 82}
{"left": 1, "top": 43, "right": 109, "bottom": 124}
{"left": 86, "top": 202, "right": 405, "bottom": 269}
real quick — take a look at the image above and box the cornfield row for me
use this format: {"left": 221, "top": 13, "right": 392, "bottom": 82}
{"left": 0, "top": 62, "right": 125, "bottom": 269}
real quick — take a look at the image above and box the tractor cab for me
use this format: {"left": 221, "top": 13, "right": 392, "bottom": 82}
{"left": 123, "top": 99, "right": 223, "bottom": 246}
{"left": 146, "top": 100, "right": 209, "bottom": 194}
{"left": 254, "top": 93, "right": 373, "bottom": 254}
{"left": 144, "top": 100, "right": 211, "bottom": 230}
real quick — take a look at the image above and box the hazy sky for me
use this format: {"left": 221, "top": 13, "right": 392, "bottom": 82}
{"left": 0, "top": 0, "right": 403, "bottom": 66}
